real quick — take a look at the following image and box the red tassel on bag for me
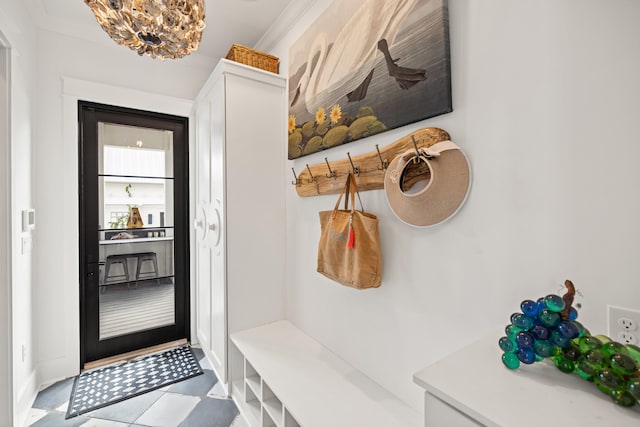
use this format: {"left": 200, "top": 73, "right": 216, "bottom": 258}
{"left": 347, "top": 227, "right": 355, "bottom": 248}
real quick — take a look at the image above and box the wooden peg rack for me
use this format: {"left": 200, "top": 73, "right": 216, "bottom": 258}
{"left": 294, "top": 127, "right": 451, "bottom": 197}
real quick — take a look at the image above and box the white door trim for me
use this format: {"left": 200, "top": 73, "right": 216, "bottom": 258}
{"left": 0, "top": 31, "right": 13, "bottom": 427}
{"left": 36, "top": 77, "right": 194, "bottom": 385}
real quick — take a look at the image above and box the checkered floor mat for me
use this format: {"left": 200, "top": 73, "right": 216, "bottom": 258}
{"left": 66, "top": 345, "right": 203, "bottom": 419}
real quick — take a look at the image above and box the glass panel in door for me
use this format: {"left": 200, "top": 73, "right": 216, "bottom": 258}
{"left": 97, "top": 122, "right": 175, "bottom": 340}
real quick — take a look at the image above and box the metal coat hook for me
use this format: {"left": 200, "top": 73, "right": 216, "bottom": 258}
{"left": 410, "top": 135, "right": 421, "bottom": 164}
{"left": 347, "top": 152, "right": 360, "bottom": 176}
{"left": 291, "top": 168, "right": 301, "bottom": 186}
{"left": 306, "top": 164, "right": 316, "bottom": 183}
{"left": 324, "top": 157, "right": 337, "bottom": 179}
{"left": 375, "top": 144, "right": 388, "bottom": 171}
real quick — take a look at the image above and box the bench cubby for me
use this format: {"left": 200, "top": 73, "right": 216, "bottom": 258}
{"left": 229, "top": 320, "right": 420, "bottom": 427}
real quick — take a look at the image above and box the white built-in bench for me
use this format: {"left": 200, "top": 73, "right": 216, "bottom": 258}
{"left": 229, "top": 320, "right": 421, "bottom": 427}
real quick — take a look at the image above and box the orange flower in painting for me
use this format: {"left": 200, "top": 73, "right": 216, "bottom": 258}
{"left": 330, "top": 104, "right": 342, "bottom": 124}
{"left": 315, "top": 107, "right": 326, "bottom": 125}
{"left": 288, "top": 114, "right": 296, "bottom": 133}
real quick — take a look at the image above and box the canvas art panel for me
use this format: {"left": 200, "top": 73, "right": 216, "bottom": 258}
{"left": 288, "top": 0, "right": 452, "bottom": 159}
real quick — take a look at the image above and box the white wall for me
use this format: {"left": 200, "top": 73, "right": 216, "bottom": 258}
{"left": 0, "top": 1, "right": 38, "bottom": 426}
{"left": 274, "top": 0, "right": 640, "bottom": 411}
{"left": 0, "top": 37, "right": 11, "bottom": 427}
{"left": 34, "top": 29, "right": 210, "bottom": 386}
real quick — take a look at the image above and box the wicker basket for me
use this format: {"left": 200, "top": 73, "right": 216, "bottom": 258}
{"left": 225, "top": 44, "right": 279, "bottom": 74}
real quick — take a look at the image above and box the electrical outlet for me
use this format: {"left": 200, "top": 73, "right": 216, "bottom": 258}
{"left": 608, "top": 305, "right": 640, "bottom": 344}
{"left": 618, "top": 332, "right": 638, "bottom": 345}
{"left": 618, "top": 317, "right": 637, "bottom": 331}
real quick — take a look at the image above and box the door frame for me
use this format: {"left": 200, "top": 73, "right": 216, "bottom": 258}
{"left": 78, "top": 100, "right": 191, "bottom": 364}
{"left": 54, "top": 77, "right": 193, "bottom": 380}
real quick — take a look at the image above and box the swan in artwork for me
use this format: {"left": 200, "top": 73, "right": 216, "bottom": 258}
{"left": 290, "top": 0, "right": 427, "bottom": 115}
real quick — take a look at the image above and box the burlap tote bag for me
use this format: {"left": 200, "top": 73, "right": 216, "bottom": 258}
{"left": 317, "top": 172, "right": 382, "bottom": 289}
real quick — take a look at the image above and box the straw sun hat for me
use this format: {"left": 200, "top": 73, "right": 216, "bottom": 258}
{"left": 383, "top": 140, "right": 471, "bottom": 228}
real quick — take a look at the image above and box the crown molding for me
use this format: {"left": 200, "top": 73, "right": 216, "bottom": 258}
{"left": 254, "top": 0, "right": 316, "bottom": 53}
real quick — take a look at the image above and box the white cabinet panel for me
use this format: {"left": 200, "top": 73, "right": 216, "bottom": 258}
{"left": 194, "top": 60, "right": 286, "bottom": 387}
{"left": 424, "top": 394, "right": 482, "bottom": 427}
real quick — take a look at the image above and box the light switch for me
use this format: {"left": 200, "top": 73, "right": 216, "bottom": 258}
{"left": 22, "top": 209, "right": 35, "bottom": 231}
{"left": 21, "top": 236, "right": 32, "bottom": 254}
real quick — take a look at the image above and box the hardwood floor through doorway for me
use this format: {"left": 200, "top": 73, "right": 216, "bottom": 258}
{"left": 99, "top": 280, "right": 175, "bottom": 339}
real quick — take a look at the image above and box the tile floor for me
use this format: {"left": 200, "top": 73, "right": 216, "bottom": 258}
{"left": 26, "top": 348, "right": 248, "bottom": 427}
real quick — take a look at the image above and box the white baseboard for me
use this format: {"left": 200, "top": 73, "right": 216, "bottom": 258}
{"left": 37, "top": 356, "right": 78, "bottom": 395}
{"left": 15, "top": 368, "right": 37, "bottom": 427}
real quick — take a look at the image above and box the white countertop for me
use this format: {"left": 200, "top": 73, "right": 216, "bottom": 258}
{"left": 413, "top": 335, "right": 640, "bottom": 427}
{"left": 99, "top": 237, "right": 173, "bottom": 245}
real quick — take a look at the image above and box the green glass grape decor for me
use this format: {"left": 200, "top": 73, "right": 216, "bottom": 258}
{"left": 498, "top": 280, "right": 640, "bottom": 408}
{"left": 628, "top": 378, "right": 640, "bottom": 401}
{"left": 626, "top": 345, "right": 640, "bottom": 363}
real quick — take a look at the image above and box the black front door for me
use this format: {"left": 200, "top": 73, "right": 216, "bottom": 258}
{"left": 79, "top": 101, "right": 190, "bottom": 364}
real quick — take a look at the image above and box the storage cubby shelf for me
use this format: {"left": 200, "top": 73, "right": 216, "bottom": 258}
{"left": 283, "top": 409, "right": 300, "bottom": 427}
{"left": 246, "top": 375, "right": 261, "bottom": 397}
{"left": 261, "top": 408, "right": 277, "bottom": 427}
{"left": 244, "top": 384, "right": 262, "bottom": 424}
{"left": 263, "top": 397, "right": 283, "bottom": 427}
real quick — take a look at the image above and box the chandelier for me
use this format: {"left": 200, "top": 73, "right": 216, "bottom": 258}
{"left": 84, "top": 0, "right": 206, "bottom": 60}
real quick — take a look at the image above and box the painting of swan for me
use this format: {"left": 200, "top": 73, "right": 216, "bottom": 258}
{"left": 291, "top": 0, "right": 425, "bottom": 113}
{"left": 288, "top": 0, "right": 452, "bottom": 159}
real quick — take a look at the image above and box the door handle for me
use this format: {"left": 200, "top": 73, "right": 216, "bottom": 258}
{"left": 85, "top": 262, "right": 100, "bottom": 284}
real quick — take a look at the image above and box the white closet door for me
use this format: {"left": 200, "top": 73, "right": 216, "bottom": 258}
{"left": 195, "top": 99, "right": 212, "bottom": 355}
{"left": 194, "top": 85, "right": 227, "bottom": 384}
{"left": 209, "top": 75, "right": 228, "bottom": 384}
